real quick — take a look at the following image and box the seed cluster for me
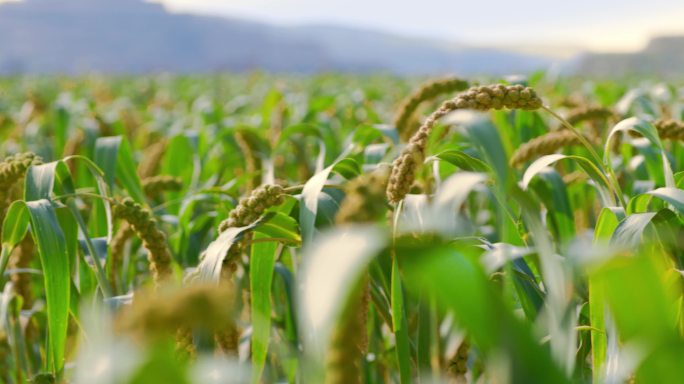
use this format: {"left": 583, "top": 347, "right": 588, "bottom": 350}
{"left": 387, "top": 84, "right": 543, "bottom": 202}
{"left": 510, "top": 130, "right": 584, "bottom": 167}
{"left": 393, "top": 77, "right": 470, "bottom": 139}
{"left": 336, "top": 167, "right": 390, "bottom": 224}
{"left": 113, "top": 198, "right": 174, "bottom": 285}
{"left": 142, "top": 175, "right": 183, "bottom": 197}
{"left": 218, "top": 184, "right": 285, "bottom": 232}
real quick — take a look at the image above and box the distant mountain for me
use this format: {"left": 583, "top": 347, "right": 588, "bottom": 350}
{"left": 0, "top": 0, "right": 553, "bottom": 75}
{"left": 576, "top": 36, "right": 684, "bottom": 77}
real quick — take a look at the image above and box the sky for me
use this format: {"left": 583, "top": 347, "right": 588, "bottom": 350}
{"left": 149, "top": 0, "right": 684, "bottom": 54}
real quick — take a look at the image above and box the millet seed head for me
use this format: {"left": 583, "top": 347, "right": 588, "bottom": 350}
{"left": 393, "top": 77, "right": 470, "bottom": 138}
{"left": 114, "top": 197, "right": 174, "bottom": 284}
{"left": 510, "top": 129, "right": 584, "bottom": 167}
{"left": 387, "top": 84, "right": 543, "bottom": 203}
{"left": 218, "top": 184, "right": 285, "bottom": 232}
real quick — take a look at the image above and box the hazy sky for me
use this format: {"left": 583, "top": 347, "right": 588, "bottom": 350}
{"left": 152, "top": 0, "right": 684, "bottom": 53}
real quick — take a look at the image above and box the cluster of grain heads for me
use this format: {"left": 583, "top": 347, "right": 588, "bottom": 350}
{"left": 113, "top": 198, "right": 174, "bottom": 286}
{"left": 509, "top": 130, "right": 587, "bottom": 167}
{"left": 387, "top": 84, "right": 543, "bottom": 203}
{"left": 115, "top": 284, "right": 235, "bottom": 343}
{"left": 393, "top": 77, "right": 470, "bottom": 140}
{"left": 323, "top": 167, "right": 391, "bottom": 384}
{"left": 142, "top": 175, "right": 183, "bottom": 198}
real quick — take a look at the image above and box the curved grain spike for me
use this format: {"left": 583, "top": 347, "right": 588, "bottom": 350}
{"left": 213, "top": 184, "right": 285, "bottom": 355}
{"left": 113, "top": 198, "right": 174, "bottom": 286}
{"left": 565, "top": 106, "right": 616, "bottom": 125}
{"left": 142, "top": 175, "right": 183, "bottom": 198}
{"left": 394, "top": 77, "right": 470, "bottom": 140}
{"left": 138, "top": 139, "right": 167, "bottom": 178}
{"left": 234, "top": 131, "right": 262, "bottom": 192}
{"left": 387, "top": 84, "right": 543, "bottom": 203}
{"left": 509, "top": 130, "right": 584, "bottom": 167}
{"left": 217, "top": 184, "right": 285, "bottom": 233}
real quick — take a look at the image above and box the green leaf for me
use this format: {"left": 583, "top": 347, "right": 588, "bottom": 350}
{"left": 425, "top": 150, "right": 492, "bottom": 173}
{"left": 299, "top": 148, "right": 353, "bottom": 244}
{"left": 250, "top": 234, "right": 279, "bottom": 384}
{"left": 299, "top": 226, "right": 388, "bottom": 355}
{"left": 0, "top": 201, "right": 30, "bottom": 275}
{"left": 95, "top": 136, "right": 145, "bottom": 203}
{"left": 522, "top": 154, "right": 615, "bottom": 207}
{"left": 606, "top": 117, "right": 675, "bottom": 188}
{"left": 391, "top": 257, "right": 412, "bottom": 383}
{"left": 24, "top": 200, "right": 71, "bottom": 375}
{"left": 398, "top": 242, "right": 569, "bottom": 383}
{"left": 196, "top": 214, "right": 273, "bottom": 282}
{"left": 254, "top": 211, "right": 301, "bottom": 246}
{"left": 331, "top": 158, "right": 361, "bottom": 180}
{"left": 646, "top": 187, "right": 684, "bottom": 216}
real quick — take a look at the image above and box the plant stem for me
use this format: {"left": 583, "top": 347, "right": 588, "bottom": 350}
{"left": 543, "top": 106, "right": 626, "bottom": 207}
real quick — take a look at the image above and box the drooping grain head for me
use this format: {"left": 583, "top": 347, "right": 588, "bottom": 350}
{"left": 509, "top": 130, "right": 583, "bottom": 167}
{"left": 565, "top": 106, "right": 616, "bottom": 126}
{"left": 387, "top": 84, "right": 543, "bottom": 203}
{"left": 218, "top": 184, "right": 285, "bottom": 232}
{"left": 394, "top": 77, "right": 470, "bottom": 139}
{"left": 137, "top": 140, "right": 168, "bottom": 178}
{"left": 113, "top": 198, "right": 174, "bottom": 285}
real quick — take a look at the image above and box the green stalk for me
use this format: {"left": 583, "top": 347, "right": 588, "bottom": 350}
{"left": 542, "top": 106, "right": 626, "bottom": 207}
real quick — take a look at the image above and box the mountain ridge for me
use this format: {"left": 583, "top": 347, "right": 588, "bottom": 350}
{"left": 0, "top": 0, "right": 553, "bottom": 75}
